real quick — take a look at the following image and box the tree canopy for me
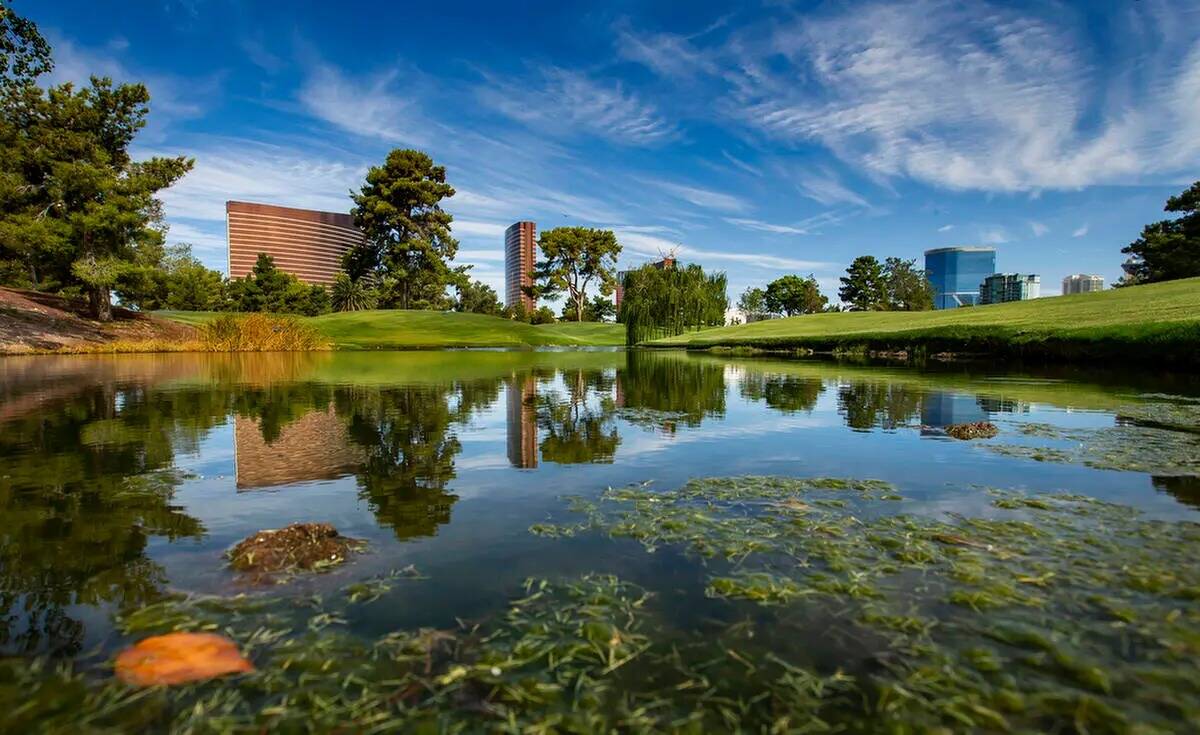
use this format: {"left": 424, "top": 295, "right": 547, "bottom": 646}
{"left": 0, "top": 6, "right": 193, "bottom": 319}
{"left": 881, "top": 257, "right": 934, "bottom": 311}
{"left": 529, "top": 227, "right": 621, "bottom": 322}
{"left": 618, "top": 262, "right": 727, "bottom": 345}
{"left": 1120, "top": 181, "right": 1200, "bottom": 285}
{"left": 348, "top": 149, "right": 463, "bottom": 310}
{"left": 737, "top": 287, "right": 767, "bottom": 321}
{"left": 765, "top": 274, "right": 827, "bottom": 316}
{"left": 838, "top": 256, "right": 887, "bottom": 311}
{"left": 455, "top": 279, "right": 502, "bottom": 315}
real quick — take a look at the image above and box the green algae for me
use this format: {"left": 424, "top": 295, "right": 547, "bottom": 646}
{"left": 4, "top": 475, "right": 1200, "bottom": 733}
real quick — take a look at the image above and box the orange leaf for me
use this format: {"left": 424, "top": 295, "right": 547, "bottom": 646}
{"left": 115, "top": 632, "right": 254, "bottom": 686}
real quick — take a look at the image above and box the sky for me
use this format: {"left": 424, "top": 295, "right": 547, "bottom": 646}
{"left": 24, "top": 0, "right": 1200, "bottom": 303}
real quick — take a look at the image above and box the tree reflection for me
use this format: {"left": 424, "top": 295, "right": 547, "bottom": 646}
{"left": 739, "top": 374, "right": 824, "bottom": 414}
{"left": 837, "top": 382, "right": 924, "bottom": 430}
{"left": 536, "top": 369, "right": 620, "bottom": 464}
{"left": 337, "top": 381, "right": 499, "bottom": 540}
{"left": 617, "top": 352, "right": 726, "bottom": 433}
{"left": 0, "top": 384, "right": 209, "bottom": 656}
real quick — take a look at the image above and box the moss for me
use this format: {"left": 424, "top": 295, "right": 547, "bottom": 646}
{"left": 944, "top": 421, "right": 1000, "bottom": 440}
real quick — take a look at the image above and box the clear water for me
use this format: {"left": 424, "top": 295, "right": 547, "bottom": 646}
{"left": 2, "top": 350, "right": 1198, "bottom": 727}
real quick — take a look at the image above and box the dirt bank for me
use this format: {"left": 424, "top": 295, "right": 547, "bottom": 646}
{"left": 0, "top": 287, "right": 197, "bottom": 353}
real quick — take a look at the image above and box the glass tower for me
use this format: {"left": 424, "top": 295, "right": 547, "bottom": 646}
{"left": 924, "top": 247, "right": 996, "bottom": 309}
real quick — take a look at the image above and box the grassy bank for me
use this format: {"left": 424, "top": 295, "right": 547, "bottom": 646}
{"left": 649, "top": 277, "right": 1200, "bottom": 365}
{"left": 157, "top": 310, "right": 626, "bottom": 349}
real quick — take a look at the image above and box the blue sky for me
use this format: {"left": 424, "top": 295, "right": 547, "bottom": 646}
{"left": 26, "top": 0, "right": 1200, "bottom": 302}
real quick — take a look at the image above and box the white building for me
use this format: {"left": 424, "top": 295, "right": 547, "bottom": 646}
{"left": 1062, "top": 274, "right": 1104, "bottom": 295}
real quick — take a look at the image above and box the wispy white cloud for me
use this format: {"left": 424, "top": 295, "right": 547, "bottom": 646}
{"left": 725, "top": 218, "right": 808, "bottom": 235}
{"left": 710, "top": 0, "right": 1200, "bottom": 192}
{"left": 979, "top": 227, "right": 1010, "bottom": 244}
{"left": 721, "top": 150, "right": 762, "bottom": 177}
{"left": 614, "top": 19, "right": 719, "bottom": 79}
{"left": 792, "top": 169, "right": 868, "bottom": 207}
{"left": 648, "top": 179, "right": 748, "bottom": 213}
{"left": 938, "top": 224, "right": 955, "bottom": 232}
{"left": 1072, "top": 224, "right": 1089, "bottom": 238}
{"left": 451, "top": 220, "right": 508, "bottom": 239}
{"left": 616, "top": 228, "right": 831, "bottom": 271}
{"left": 299, "top": 63, "right": 425, "bottom": 144}
{"left": 1030, "top": 221, "right": 1049, "bottom": 237}
{"left": 478, "top": 68, "right": 679, "bottom": 146}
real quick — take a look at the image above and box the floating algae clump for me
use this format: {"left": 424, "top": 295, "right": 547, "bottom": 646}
{"left": 227, "top": 522, "right": 365, "bottom": 574}
{"left": 988, "top": 418, "right": 1200, "bottom": 475}
{"left": 943, "top": 421, "right": 999, "bottom": 440}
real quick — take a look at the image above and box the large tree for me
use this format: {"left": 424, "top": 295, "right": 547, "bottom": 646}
{"left": 0, "top": 7, "right": 192, "bottom": 319}
{"left": 765, "top": 274, "right": 827, "bottom": 316}
{"left": 1120, "top": 181, "right": 1200, "bottom": 285}
{"left": 529, "top": 227, "right": 621, "bottom": 322}
{"left": 882, "top": 257, "right": 934, "bottom": 311}
{"left": 454, "top": 279, "right": 502, "bottom": 315}
{"left": 838, "top": 256, "right": 887, "bottom": 311}
{"left": 619, "top": 262, "right": 727, "bottom": 345}
{"left": 348, "top": 149, "right": 464, "bottom": 309}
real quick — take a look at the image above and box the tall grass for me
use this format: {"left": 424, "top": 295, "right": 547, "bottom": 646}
{"left": 201, "top": 313, "right": 329, "bottom": 351}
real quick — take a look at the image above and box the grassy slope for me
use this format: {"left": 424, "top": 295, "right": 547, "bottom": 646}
{"left": 650, "top": 278, "right": 1200, "bottom": 362}
{"left": 155, "top": 310, "right": 625, "bottom": 348}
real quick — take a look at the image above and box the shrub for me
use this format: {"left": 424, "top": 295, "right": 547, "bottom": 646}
{"left": 201, "top": 313, "right": 329, "bottom": 351}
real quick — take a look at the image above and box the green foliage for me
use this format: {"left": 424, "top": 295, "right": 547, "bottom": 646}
{"left": 838, "top": 255, "right": 887, "bottom": 311}
{"left": 562, "top": 294, "right": 616, "bottom": 322}
{"left": 0, "top": 2, "right": 51, "bottom": 90}
{"left": 453, "top": 278, "right": 501, "bottom": 315}
{"left": 882, "top": 256, "right": 934, "bottom": 311}
{"left": 114, "top": 243, "right": 224, "bottom": 311}
{"left": 0, "top": 38, "right": 193, "bottom": 319}
{"left": 530, "top": 227, "right": 621, "bottom": 322}
{"left": 226, "top": 253, "right": 329, "bottom": 316}
{"left": 765, "top": 273, "right": 827, "bottom": 316}
{"left": 530, "top": 305, "right": 557, "bottom": 324}
{"left": 619, "top": 262, "right": 728, "bottom": 345}
{"left": 330, "top": 272, "right": 377, "bottom": 312}
{"left": 1120, "top": 180, "right": 1200, "bottom": 285}
{"left": 737, "top": 286, "right": 767, "bottom": 320}
{"left": 347, "top": 148, "right": 463, "bottom": 309}
{"left": 201, "top": 313, "right": 329, "bottom": 351}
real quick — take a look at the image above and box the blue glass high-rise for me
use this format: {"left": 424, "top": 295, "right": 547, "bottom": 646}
{"left": 924, "top": 247, "right": 996, "bottom": 309}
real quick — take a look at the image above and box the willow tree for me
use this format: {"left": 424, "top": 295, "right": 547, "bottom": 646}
{"left": 618, "top": 262, "right": 728, "bottom": 345}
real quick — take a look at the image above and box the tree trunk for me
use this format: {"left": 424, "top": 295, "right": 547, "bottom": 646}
{"left": 574, "top": 293, "right": 584, "bottom": 322}
{"left": 91, "top": 284, "right": 113, "bottom": 322}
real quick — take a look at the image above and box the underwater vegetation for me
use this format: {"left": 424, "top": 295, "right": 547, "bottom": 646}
{"left": 987, "top": 398, "right": 1200, "bottom": 475}
{"left": 532, "top": 476, "right": 1200, "bottom": 732}
{"left": 1, "top": 476, "right": 1198, "bottom": 732}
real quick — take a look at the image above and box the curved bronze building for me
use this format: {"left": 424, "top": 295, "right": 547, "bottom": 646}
{"left": 226, "top": 200, "right": 363, "bottom": 286}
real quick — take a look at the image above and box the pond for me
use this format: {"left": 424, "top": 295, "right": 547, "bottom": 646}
{"left": 2, "top": 350, "right": 1198, "bottom": 731}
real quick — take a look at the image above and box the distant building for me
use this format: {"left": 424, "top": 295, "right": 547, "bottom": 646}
{"left": 504, "top": 221, "right": 537, "bottom": 312}
{"left": 925, "top": 246, "right": 996, "bottom": 309}
{"left": 1062, "top": 274, "right": 1104, "bottom": 295}
{"left": 980, "top": 273, "right": 1040, "bottom": 305}
{"left": 226, "top": 201, "right": 362, "bottom": 286}
{"left": 615, "top": 256, "right": 676, "bottom": 310}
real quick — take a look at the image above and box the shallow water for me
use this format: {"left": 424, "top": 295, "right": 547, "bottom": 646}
{"left": 2, "top": 350, "right": 1198, "bottom": 729}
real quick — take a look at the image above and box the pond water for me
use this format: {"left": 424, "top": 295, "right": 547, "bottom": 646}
{"left": 2, "top": 350, "right": 1198, "bottom": 731}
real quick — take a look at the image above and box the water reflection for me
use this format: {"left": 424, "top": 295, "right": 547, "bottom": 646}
{"left": 2, "top": 350, "right": 1199, "bottom": 662}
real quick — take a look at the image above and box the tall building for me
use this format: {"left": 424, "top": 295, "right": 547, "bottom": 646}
{"left": 924, "top": 246, "right": 996, "bottom": 309}
{"left": 1062, "top": 274, "right": 1104, "bottom": 295}
{"left": 980, "top": 273, "right": 1040, "bottom": 304}
{"left": 615, "top": 256, "right": 676, "bottom": 309}
{"left": 226, "top": 201, "right": 362, "bottom": 286}
{"left": 504, "top": 221, "right": 537, "bottom": 312}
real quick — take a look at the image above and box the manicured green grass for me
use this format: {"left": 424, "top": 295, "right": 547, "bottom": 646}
{"left": 155, "top": 310, "right": 625, "bottom": 349}
{"left": 649, "top": 278, "right": 1200, "bottom": 364}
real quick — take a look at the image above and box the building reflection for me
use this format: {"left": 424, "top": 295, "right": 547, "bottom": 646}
{"left": 506, "top": 375, "right": 539, "bottom": 469}
{"left": 234, "top": 405, "right": 365, "bottom": 489}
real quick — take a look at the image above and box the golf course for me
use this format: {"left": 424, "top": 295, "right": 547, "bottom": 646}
{"left": 650, "top": 277, "right": 1200, "bottom": 364}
